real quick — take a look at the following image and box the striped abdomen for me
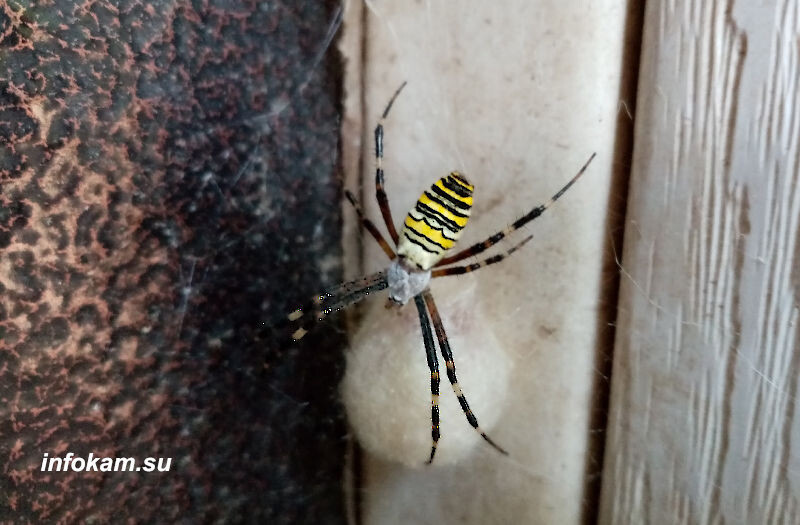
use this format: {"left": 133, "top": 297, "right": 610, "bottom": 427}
{"left": 397, "top": 172, "right": 474, "bottom": 270}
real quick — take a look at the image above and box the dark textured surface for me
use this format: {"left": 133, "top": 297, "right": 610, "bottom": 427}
{"left": 0, "top": 0, "right": 348, "bottom": 522}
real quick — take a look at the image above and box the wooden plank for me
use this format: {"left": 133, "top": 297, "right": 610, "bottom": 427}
{"left": 338, "top": 1, "right": 629, "bottom": 523}
{"left": 600, "top": 1, "right": 800, "bottom": 523}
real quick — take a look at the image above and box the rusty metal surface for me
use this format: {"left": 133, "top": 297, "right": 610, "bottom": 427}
{"left": 0, "top": 0, "right": 347, "bottom": 522}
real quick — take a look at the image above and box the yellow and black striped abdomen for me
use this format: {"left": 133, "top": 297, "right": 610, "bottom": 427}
{"left": 398, "top": 172, "right": 474, "bottom": 270}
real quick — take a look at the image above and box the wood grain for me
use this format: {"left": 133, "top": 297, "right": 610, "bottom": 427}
{"left": 600, "top": 1, "right": 800, "bottom": 523}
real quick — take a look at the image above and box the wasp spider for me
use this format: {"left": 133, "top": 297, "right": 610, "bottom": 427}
{"left": 288, "top": 83, "right": 595, "bottom": 463}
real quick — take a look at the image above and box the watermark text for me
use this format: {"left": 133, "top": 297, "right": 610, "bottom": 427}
{"left": 41, "top": 453, "right": 172, "bottom": 473}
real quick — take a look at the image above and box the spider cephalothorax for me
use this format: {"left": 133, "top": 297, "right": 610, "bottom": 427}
{"left": 286, "top": 82, "right": 595, "bottom": 463}
{"left": 386, "top": 258, "right": 430, "bottom": 306}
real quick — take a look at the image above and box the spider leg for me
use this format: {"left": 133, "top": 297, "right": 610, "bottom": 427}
{"left": 435, "top": 152, "right": 596, "bottom": 266}
{"left": 414, "top": 294, "right": 441, "bottom": 464}
{"left": 345, "top": 190, "right": 396, "bottom": 260}
{"left": 286, "top": 271, "right": 388, "bottom": 341}
{"left": 374, "top": 81, "right": 408, "bottom": 246}
{"left": 431, "top": 235, "right": 533, "bottom": 278}
{"left": 421, "top": 289, "right": 508, "bottom": 456}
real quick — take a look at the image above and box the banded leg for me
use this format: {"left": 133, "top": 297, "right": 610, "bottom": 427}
{"left": 374, "top": 81, "right": 408, "bottom": 246}
{"left": 431, "top": 235, "right": 533, "bottom": 278}
{"left": 421, "top": 289, "right": 508, "bottom": 456}
{"left": 286, "top": 271, "right": 388, "bottom": 341}
{"left": 435, "top": 152, "right": 596, "bottom": 266}
{"left": 344, "top": 190, "right": 396, "bottom": 260}
{"left": 414, "top": 294, "right": 441, "bottom": 464}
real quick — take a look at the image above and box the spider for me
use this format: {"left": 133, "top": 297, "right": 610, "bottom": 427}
{"left": 287, "top": 82, "right": 595, "bottom": 463}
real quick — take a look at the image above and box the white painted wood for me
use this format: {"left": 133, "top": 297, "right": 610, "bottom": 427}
{"left": 339, "top": 1, "right": 627, "bottom": 523}
{"left": 600, "top": 1, "right": 800, "bottom": 523}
